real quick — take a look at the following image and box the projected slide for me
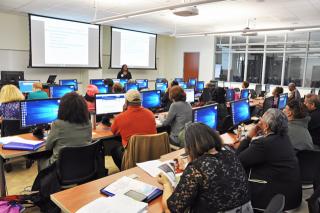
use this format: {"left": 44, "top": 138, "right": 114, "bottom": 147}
{"left": 20, "top": 99, "right": 60, "bottom": 127}
{"left": 29, "top": 15, "right": 100, "bottom": 68}
{"left": 193, "top": 104, "right": 218, "bottom": 129}
{"left": 111, "top": 28, "right": 157, "bottom": 69}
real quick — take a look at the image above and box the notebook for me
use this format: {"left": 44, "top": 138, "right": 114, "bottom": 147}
{"left": 100, "top": 176, "right": 162, "bottom": 203}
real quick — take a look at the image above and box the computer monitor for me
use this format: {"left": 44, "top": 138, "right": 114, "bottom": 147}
{"left": 255, "top": 84, "right": 262, "bottom": 97}
{"left": 112, "top": 78, "right": 120, "bottom": 84}
{"left": 185, "top": 89, "right": 195, "bottom": 103}
{"left": 136, "top": 79, "right": 148, "bottom": 89}
{"left": 49, "top": 85, "right": 75, "bottom": 98}
{"left": 178, "top": 81, "right": 187, "bottom": 89}
{"left": 156, "top": 78, "right": 166, "bottom": 83}
{"left": 193, "top": 104, "right": 218, "bottom": 129}
{"left": 18, "top": 80, "right": 40, "bottom": 93}
{"left": 263, "top": 96, "right": 274, "bottom": 113}
{"left": 141, "top": 90, "right": 161, "bottom": 108}
{"left": 59, "top": 79, "right": 78, "bottom": 91}
{"left": 1, "top": 71, "right": 24, "bottom": 85}
{"left": 125, "top": 83, "right": 139, "bottom": 91}
{"left": 95, "top": 93, "right": 126, "bottom": 115}
{"left": 231, "top": 99, "right": 251, "bottom": 126}
{"left": 119, "top": 79, "right": 128, "bottom": 87}
{"left": 240, "top": 89, "right": 250, "bottom": 99}
{"left": 195, "top": 81, "right": 204, "bottom": 92}
{"left": 90, "top": 79, "right": 104, "bottom": 86}
{"left": 226, "top": 89, "right": 235, "bottom": 102}
{"left": 278, "top": 93, "right": 288, "bottom": 110}
{"left": 155, "top": 82, "right": 168, "bottom": 93}
{"left": 47, "top": 75, "right": 57, "bottom": 84}
{"left": 20, "top": 98, "right": 60, "bottom": 127}
{"left": 188, "top": 78, "right": 197, "bottom": 87}
{"left": 96, "top": 85, "right": 108, "bottom": 93}
{"left": 175, "top": 78, "right": 183, "bottom": 82}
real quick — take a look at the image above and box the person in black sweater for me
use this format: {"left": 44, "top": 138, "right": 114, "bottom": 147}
{"left": 158, "top": 123, "right": 252, "bottom": 213}
{"left": 161, "top": 80, "right": 179, "bottom": 111}
{"left": 117, "top": 64, "right": 132, "bottom": 79}
{"left": 236, "top": 108, "right": 302, "bottom": 211}
{"left": 304, "top": 94, "right": 320, "bottom": 146}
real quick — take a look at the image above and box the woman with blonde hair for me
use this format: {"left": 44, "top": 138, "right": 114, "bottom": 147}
{"left": 0, "top": 84, "right": 25, "bottom": 120}
{"left": 28, "top": 82, "right": 49, "bottom": 100}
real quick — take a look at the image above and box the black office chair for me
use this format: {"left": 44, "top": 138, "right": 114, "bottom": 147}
{"left": 264, "top": 194, "right": 285, "bottom": 213}
{"left": 296, "top": 149, "right": 320, "bottom": 186}
{"left": 56, "top": 140, "right": 107, "bottom": 186}
{"left": 1, "top": 119, "right": 32, "bottom": 172}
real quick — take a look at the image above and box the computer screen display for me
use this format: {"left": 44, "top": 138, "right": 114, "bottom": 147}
{"left": 20, "top": 98, "right": 60, "bottom": 127}
{"left": 193, "top": 104, "right": 218, "bottom": 129}
{"left": 240, "top": 89, "right": 250, "bottom": 99}
{"left": 255, "top": 84, "right": 262, "bottom": 96}
{"left": 178, "top": 81, "right": 187, "bottom": 89}
{"left": 18, "top": 80, "right": 40, "bottom": 93}
{"left": 156, "top": 78, "right": 166, "bottom": 83}
{"left": 278, "top": 93, "right": 288, "bottom": 110}
{"left": 90, "top": 79, "right": 104, "bottom": 85}
{"left": 196, "top": 81, "right": 204, "bottom": 92}
{"left": 185, "top": 89, "right": 195, "bottom": 103}
{"left": 141, "top": 90, "right": 161, "bottom": 108}
{"left": 155, "top": 82, "right": 168, "bottom": 93}
{"left": 231, "top": 99, "right": 251, "bottom": 126}
{"left": 112, "top": 78, "right": 120, "bottom": 84}
{"left": 188, "top": 78, "right": 197, "bottom": 87}
{"left": 59, "top": 79, "right": 78, "bottom": 91}
{"left": 49, "top": 85, "right": 75, "bottom": 98}
{"left": 175, "top": 78, "right": 183, "bottom": 82}
{"left": 119, "top": 79, "right": 128, "bottom": 87}
{"left": 125, "top": 83, "right": 139, "bottom": 91}
{"left": 226, "top": 89, "right": 235, "bottom": 102}
{"left": 136, "top": 79, "right": 148, "bottom": 89}
{"left": 96, "top": 85, "right": 108, "bottom": 93}
{"left": 95, "top": 93, "right": 126, "bottom": 115}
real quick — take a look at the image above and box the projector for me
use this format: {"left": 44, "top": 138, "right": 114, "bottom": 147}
{"left": 173, "top": 6, "right": 199, "bottom": 17}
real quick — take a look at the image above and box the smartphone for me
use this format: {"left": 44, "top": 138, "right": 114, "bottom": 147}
{"left": 124, "top": 190, "right": 147, "bottom": 202}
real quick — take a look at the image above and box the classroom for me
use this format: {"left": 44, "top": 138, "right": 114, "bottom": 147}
{"left": 0, "top": 0, "right": 320, "bottom": 212}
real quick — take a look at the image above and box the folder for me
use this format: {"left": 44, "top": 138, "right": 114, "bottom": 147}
{"left": 3, "top": 141, "right": 44, "bottom": 151}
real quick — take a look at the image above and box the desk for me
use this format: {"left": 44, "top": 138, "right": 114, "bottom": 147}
{"left": 0, "top": 124, "right": 114, "bottom": 197}
{"left": 50, "top": 133, "right": 238, "bottom": 213}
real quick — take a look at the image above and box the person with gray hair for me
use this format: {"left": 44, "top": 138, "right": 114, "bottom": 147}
{"left": 236, "top": 108, "right": 302, "bottom": 211}
{"left": 304, "top": 94, "right": 320, "bottom": 146}
{"left": 288, "top": 82, "right": 301, "bottom": 102}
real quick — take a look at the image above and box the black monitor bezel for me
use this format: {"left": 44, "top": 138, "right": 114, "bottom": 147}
{"left": 140, "top": 90, "right": 161, "bottom": 109}
{"left": 49, "top": 85, "right": 75, "bottom": 98}
{"left": 230, "top": 98, "right": 251, "bottom": 126}
{"left": 277, "top": 93, "right": 288, "bottom": 110}
{"left": 192, "top": 103, "right": 219, "bottom": 130}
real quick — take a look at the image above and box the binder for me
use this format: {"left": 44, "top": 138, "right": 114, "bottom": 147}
{"left": 3, "top": 141, "right": 44, "bottom": 151}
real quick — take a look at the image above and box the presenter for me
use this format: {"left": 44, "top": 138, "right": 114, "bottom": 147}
{"left": 117, "top": 64, "right": 132, "bottom": 79}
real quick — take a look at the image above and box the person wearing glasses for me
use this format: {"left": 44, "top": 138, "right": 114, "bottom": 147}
{"left": 158, "top": 123, "right": 252, "bottom": 213}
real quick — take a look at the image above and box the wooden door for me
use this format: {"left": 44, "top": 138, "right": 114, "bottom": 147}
{"left": 183, "top": 52, "right": 199, "bottom": 81}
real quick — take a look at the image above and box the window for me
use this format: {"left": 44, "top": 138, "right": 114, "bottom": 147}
{"left": 305, "top": 52, "right": 320, "bottom": 88}
{"left": 284, "top": 53, "right": 305, "bottom": 86}
{"left": 265, "top": 53, "right": 283, "bottom": 85}
{"left": 230, "top": 53, "right": 245, "bottom": 82}
{"left": 247, "top": 53, "right": 263, "bottom": 83}
{"left": 215, "top": 50, "right": 229, "bottom": 81}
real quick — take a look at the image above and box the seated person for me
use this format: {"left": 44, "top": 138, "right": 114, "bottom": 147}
{"left": 110, "top": 90, "right": 157, "bottom": 169}
{"left": 288, "top": 82, "right": 301, "bottom": 102}
{"left": 161, "top": 86, "right": 192, "bottom": 146}
{"left": 0, "top": 84, "right": 25, "bottom": 121}
{"left": 284, "top": 100, "right": 314, "bottom": 151}
{"left": 103, "top": 78, "right": 114, "bottom": 93}
{"left": 161, "top": 80, "right": 179, "bottom": 111}
{"left": 272, "top": 86, "right": 284, "bottom": 107}
{"left": 304, "top": 94, "right": 320, "bottom": 146}
{"left": 84, "top": 84, "right": 99, "bottom": 112}
{"left": 236, "top": 108, "right": 302, "bottom": 211}
{"left": 199, "top": 83, "right": 213, "bottom": 103}
{"left": 158, "top": 123, "right": 253, "bottom": 213}
{"left": 211, "top": 87, "right": 228, "bottom": 132}
{"left": 28, "top": 82, "right": 49, "bottom": 100}
{"left": 112, "top": 83, "right": 124, "bottom": 93}
{"left": 38, "top": 92, "right": 92, "bottom": 170}
{"left": 242, "top": 80, "right": 249, "bottom": 89}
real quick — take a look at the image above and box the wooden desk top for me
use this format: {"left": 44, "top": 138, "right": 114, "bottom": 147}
{"left": 50, "top": 132, "right": 238, "bottom": 213}
{"left": 0, "top": 124, "right": 114, "bottom": 159}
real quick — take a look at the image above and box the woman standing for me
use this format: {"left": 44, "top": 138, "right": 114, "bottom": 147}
{"left": 117, "top": 64, "right": 132, "bottom": 79}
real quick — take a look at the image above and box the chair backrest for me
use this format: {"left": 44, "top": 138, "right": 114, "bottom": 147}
{"left": 56, "top": 140, "right": 102, "bottom": 185}
{"left": 121, "top": 132, "right": 170, "bottom": 171}
{"left": 297, "top": 149, "right": 320, "bottom": 184}
{"left": 1, "top": 119, "right": 31, "bottom": 137}
{"left": 264, "top": 194, "right": 285, "bottom": 213}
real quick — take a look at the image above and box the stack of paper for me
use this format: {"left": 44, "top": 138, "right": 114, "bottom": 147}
{"left": 76, "top": 195, "right": 147, "bottom": 213}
